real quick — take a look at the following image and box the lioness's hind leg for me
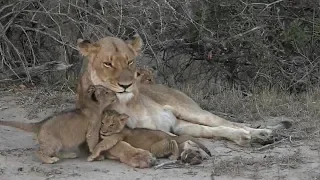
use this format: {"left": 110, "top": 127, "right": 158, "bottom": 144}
{"left": 150, "top": 139, "right": 179, "bottom": 160}
{"left": 173, "top": 120, "right": 251, "bottom": 146}
{"left": 165, "top": 106, "right": 292, "bottom": 145}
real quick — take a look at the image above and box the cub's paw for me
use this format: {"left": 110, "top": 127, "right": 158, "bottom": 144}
{"left": 95, "top": 155, "right": 105, "bottom": 161}
{"left": 43, "top": 157, "right": 60, "bottom": 164}
{"left": 128, "top": 149, "right": 157, "bottom": 168}
{"left": 87, "top": 154, "right": 96, "bottom": 162}
{"left": 87, "top": 152, "right": 105, "bottom": 162}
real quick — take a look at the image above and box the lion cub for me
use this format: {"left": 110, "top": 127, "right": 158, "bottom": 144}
{"left": 136, "top": 66, "right": 156, "bottom": 85}
{"left": 87, "top": 110, "right": 212, "bottom": 162}
{"left": 0, "top": 85, "right": 116, "bottom": 164}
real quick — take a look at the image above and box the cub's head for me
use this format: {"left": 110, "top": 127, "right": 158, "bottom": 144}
{"left": 77, "top": 34, "right": 143, "bottom": 94}
{"left": 100, "top": 110, "right": 129, "bottom": 136}
{"left": 136, "top": 66, "right": 156, "bottom": 85}
{"left": 87, "top": 85, "right": 116, "bottom": 108}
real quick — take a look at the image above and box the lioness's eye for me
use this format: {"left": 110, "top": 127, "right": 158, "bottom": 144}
{"left": 128, "top": 61, "right": 134, "bottom": 66}
{"left": 136, "top": 72, "right": 141, "bottom": 76}
{"left": 103, "top": 62, "right": 112, "bottom": 68}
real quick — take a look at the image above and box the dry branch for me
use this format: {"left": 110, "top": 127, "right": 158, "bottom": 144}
{"left": 1, "top": 61, "right": 73, "bottom": 80}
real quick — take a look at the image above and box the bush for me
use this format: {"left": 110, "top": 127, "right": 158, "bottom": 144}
{"left": 0, "top": 0, "right": 319, "bottom": 94}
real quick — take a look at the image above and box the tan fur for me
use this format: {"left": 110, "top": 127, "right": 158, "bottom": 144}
{"left": 0, "top": 85, "right": 116, "bottom": 164}
{"left": 105, "top": 141, "right": 156, "bottom": 168}
{"left": 87, "top": 110, "right": 211, "bottom": 162}
{"left": 76, "top": 34, "right": 292, "bottom": 162}
{"left": 136, "top": 66, "right": 156, "bottom": 85}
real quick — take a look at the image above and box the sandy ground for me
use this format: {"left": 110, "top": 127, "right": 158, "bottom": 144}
{"left": 0, "top": 88, "right": 320, "bottom": 180}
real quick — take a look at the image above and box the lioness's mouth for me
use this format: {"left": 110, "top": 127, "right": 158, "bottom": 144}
{"left": 117, "top": 90, "right": 131, "bottom": 94}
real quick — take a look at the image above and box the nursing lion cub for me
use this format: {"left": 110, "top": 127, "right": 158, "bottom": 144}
{"left": 76, "top": 34, "right": 292, "bottom": 165}
{"left": 87, "top": 110, "right": 211, "bottom": 163}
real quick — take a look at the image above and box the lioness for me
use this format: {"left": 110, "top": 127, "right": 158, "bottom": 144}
{"left": 76, "top": 34, "right": 292, "bottom": 162}
{"left": 87, "top": 110, "right": 211, "bottom": 162}
{"left": 0, "top": 85, "right": 115, "bottom": 164}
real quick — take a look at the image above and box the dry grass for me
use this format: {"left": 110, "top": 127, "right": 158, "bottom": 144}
{"left": 178, "top": 83, "right": 320, "bottom": 143}
{"left": 184, "top": 83, "right": 320, "bottom": 120}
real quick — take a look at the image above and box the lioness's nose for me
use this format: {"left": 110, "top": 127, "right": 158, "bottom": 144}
{"left": 118, "top": 83, "right": 132, "bottom": 89}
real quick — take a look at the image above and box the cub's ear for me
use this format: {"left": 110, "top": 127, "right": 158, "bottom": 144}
{"left": 77, "top": 39, "right": 100, "bottom": 56}
{"left": 150, "top": 66, "right": 158, "bottom": 81}
{"left": 87, "top": 85, "right": 98, "bottom": 102}
{"left": 136, "top": 67, "right": 143, "bottom": 77}
{"left": 151, "top": 66, "right": 157, "bottom": 74}
{"left": 119, "top": 114, "right": 130, "bottom": 123}
{"left": 87, "top": 85, "right": 96, "bottom": 94}
{"left": 126, "top": 33, "right": 143, "bottom": 55}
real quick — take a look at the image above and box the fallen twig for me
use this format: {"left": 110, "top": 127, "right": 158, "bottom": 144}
{"left": 154, "top": 160, "right": 178, "bottom": 169}
{"left": 255, "top": 139, "right": 286, "bottom": 151}
{"left": 0, "top": 106, "right": 9, "bottom": 111}
{"left": 2, "top": 61, "right": 74, "bottom": 79}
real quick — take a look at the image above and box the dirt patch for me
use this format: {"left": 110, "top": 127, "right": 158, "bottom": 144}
{"left": 0, "top": 88, "right": 319, "bottom": 180}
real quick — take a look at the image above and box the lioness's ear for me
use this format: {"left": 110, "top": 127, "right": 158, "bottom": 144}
{"left": 126, "top": 33, "right": 143, "bottom": 55}
{"left": 77, "top": 39, "right": 100, "bottom": 56}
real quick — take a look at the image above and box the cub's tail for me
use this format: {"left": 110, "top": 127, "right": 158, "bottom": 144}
{"left": 174, "top": 135, "right": 212, "bottom": 157}
{"left": 0, "top": 120, "right": 42, "bottom": 133}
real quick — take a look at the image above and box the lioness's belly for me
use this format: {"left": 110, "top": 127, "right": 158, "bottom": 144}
{"left": 112, "top": 94, "right": 176, "bottom": 133}
{"left": 115, "top": 106, "right": 176, "bottom": 132}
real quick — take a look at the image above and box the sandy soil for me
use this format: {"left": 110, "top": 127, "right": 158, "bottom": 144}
{"left": 0, "top": 88, "right": 319, "bottom": 180}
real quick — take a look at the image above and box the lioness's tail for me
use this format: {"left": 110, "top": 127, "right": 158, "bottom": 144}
{"left": 266, "top": 120, "right": 293, "bottom": 130}
{"left": 173, "top": 135, "right": 212, "bottom": 157}
{"left": 0, "top": 120, "right": 42, "bottom": 133}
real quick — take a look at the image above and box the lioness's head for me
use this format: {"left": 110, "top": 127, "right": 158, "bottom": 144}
{"left": 100, "top": 110, "right": 129, "bottom": 136}
{"left": 136, "top": 66, "right": 156, "bottom": 85}
{"left": 77, "top": 34, "right": 143, "bottom": 94}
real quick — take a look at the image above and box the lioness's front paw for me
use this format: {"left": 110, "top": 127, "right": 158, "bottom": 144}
{"left": 128, "top": 149, "right": 157, "bottom": 168}
{"left": 233, "top": 129, "right": 251, "bottom": 147}
{"left": 180, "top": 149, "right": 202, "bottom": 165}
{"left": 250, "top": 129, "right": 274, "bottom": 145}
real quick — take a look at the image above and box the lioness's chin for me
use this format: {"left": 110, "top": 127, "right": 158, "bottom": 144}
{"left": 116, "top": 92, "right": 134, "bottom": 103}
